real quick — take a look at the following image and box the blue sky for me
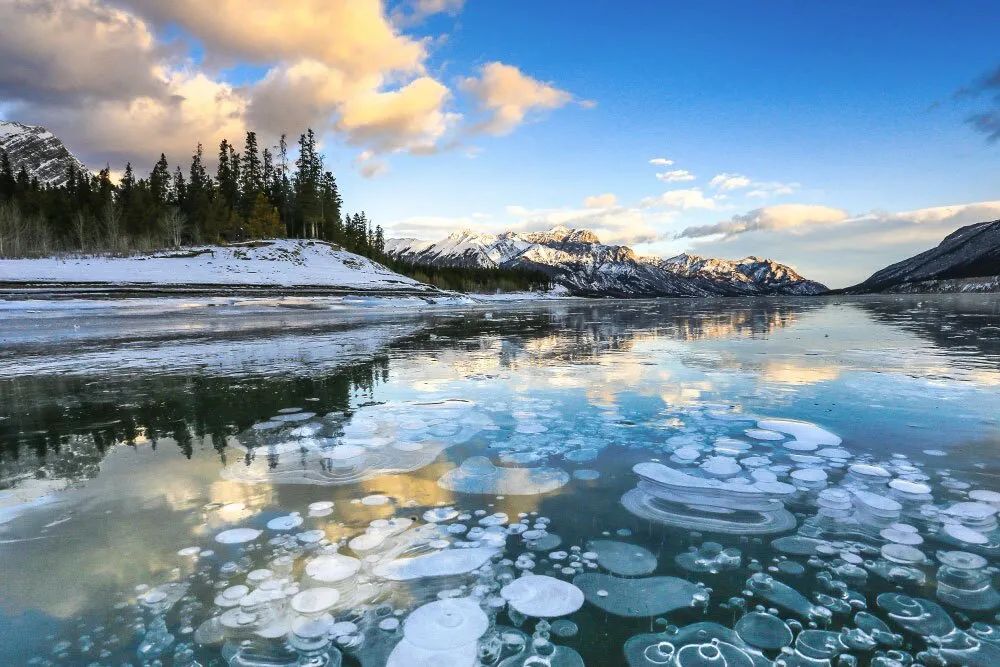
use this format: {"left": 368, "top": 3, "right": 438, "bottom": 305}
{"left": 1, "top": 0, "right": 998, "bottom": 286}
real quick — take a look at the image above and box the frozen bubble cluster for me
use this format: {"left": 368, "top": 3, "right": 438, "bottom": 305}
{"left": 223, "top": 399, "right": 494, "bottom": 485}
{"left": 621, "top": 461, "right": 797, "bottom": 534}
{"left": 50, "top": 484, "right": 616, "bottom": 667}
{"left": 437, "top": 456, "right": 570, "bottom": 496}
{"left": 30, "top": 387, "right": 1000, "bottom": 667}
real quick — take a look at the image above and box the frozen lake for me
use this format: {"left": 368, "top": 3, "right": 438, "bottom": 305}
{"left": 1, "top": 295, "right": 999, "bottom": 666}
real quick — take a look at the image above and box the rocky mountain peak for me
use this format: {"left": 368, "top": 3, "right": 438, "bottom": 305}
{"left": 0, "top": 120, "right": 88, "bottom": 188}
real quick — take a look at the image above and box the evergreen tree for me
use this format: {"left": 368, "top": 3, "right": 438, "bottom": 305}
{"left": 149, "top": 153, "right": 170, "bottom": 207}
{"left": 240, "top": 131, "right": 263, "bottom": 219}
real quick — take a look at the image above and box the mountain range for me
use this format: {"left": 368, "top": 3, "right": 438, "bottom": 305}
{"left": 386, "top": 227, "right": 828, "bottom": 297}
{"left": 0, "top": 120, "right": 88, "bottom": 188}
{"left": 842, "top": 219, "right": 1000, "bottom": 294}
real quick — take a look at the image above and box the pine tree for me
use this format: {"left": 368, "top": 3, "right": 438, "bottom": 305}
{"left": 150, "top": 153, "right": 170, "bottom": 207}
{"left": 240, "top": 131, "right": 263, "bottom": 219}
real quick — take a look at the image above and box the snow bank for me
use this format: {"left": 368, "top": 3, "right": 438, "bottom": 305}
{"left": 0, "top": 239, "right": 428, "bottom": 290}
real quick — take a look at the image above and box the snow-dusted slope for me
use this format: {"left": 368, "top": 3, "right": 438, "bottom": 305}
{"left": 0, "top": 239, "right": 438, "bottom": 294}
{"left": 843, "top": 219, "right": 1000, "bottom": 294}
{"left": 388, "top": 225, "right": 827, "bottom": 297}
{"left": 0, "top": 120, "right": 88, "bottom": 187}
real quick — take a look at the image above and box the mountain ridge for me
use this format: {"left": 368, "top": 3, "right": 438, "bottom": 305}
{"left": 842, "top": 219, "right": 1000, "bottom": 294}
{"left": 0, "top": 120, "right": 88, "bottom": 188}
{"left": 386, "top": 226, "right": 827, "bottom": 297}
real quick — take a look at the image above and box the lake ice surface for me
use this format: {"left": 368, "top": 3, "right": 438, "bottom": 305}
{"left": 1, "top": 294, "right": 999, "bottom": 665}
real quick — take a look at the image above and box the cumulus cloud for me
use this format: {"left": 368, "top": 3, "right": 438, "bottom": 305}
{"left": 0, "top": 0, "right": 167, "bottom": 105}
{"left": 678, "top": 204, "right": 848, "bottom": 239}
{"left": 649, "top": 157, "right": 674, "bottom": 166}
{"left": 584, "top": 193, "right": 618, "bottom": 208}
{"left": 656, "top": 169, "right": 695, "bottom": 183}
{"left": 460, "top": 62, "right": 575, "bottom": 135}
{"left": 641, "top": 188, "right": 717, "bottom": 210}
{"left": 121, "top": 0, "right": 426, "bottom": 78}
{"left": 2, "top": 0, "right": 541, "bottom": 171}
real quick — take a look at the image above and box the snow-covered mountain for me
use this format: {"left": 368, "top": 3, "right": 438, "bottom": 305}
{"left": 843, "top": 219, "right": 1000, "bottom": 294}
{"left": 386, "top": 225, "right": 827, "bottom": 297}
{"left": 0, "top": 120, "right": 88, "bottom": 187}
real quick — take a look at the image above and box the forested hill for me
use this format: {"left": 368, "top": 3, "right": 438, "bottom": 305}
{"left": 0, "top": 125, "right": 548, "bottom": 293}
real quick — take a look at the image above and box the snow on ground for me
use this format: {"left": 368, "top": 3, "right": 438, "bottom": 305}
{"left": 0, "top": 239, "right": 428, "bottom": 290}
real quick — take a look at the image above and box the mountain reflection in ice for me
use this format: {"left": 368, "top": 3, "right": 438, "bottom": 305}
{"left": 0, "top": 295, "right": 999, "bottom": 666}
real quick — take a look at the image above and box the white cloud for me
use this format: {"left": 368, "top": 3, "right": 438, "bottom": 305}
{"left": 709, "top": 172, "right": 797, "bottom": 198}
{"left": 641, "top": 188, "right": 717, "bottom": 210}
{"left": 584, "top": 193, "right": 618, "bottom": 208}
{"left": 683, "top": 199, "right": 1000, "bottom": 288}
{"left": 678, "top": 204, "right": 847, "bottom": 238}
{"left": 746, "top": 181, "right": 798, "bottom": 198}
{"left": 656, "top": 169, "right": 695, "bottom": 183}
{"left": 649, "top": 157, "right": 674, "bottom": 166}
{"left": 709, "top": 172, "right": 751, "bottom": 191}
{"left": 460, "top": 62, "right": 575, "bottom": 136}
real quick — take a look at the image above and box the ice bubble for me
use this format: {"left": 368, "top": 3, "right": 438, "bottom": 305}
{"left": 374, "top": 546, "right": 499, "bottom": 581}
{"left": 673, "top": 446, "right": 702, "bottom": 462}
{"left": 573, "top": 469, "right": 601, "bottom": 481}
{"left": 573, "top": 573, "right": 702, "bottom": 618}
{"left": 849, "top": 463, "right": 891, "bottom": 478}
{"left": 944, "top": 502, "right": 997, "bottom": 523}
{"left": 423, "top": 507, "right": 459, "bottom": 523}
{"left": 304, "top": 553, "right": 361, "bottom": 583}
{"left": 585, "top": 540, "right": 658, "bottom": 576}
{"left": 746, "top": 573, "right": 824, "bottom": 620}
{"left": 438, "top": 456, "right": 569, "bottom": 496}
{"left": 790, "top": 467, "right": 828, "bottom": 483}
{"left": 361, "top": 494, "right": 390, "bottom": 506}
{"left": 385, "top": 637, "right": 477, "bottom": 667}
{"left": 877, "top": 593, "right": 956, "bottom": 637}
{"left": 700, "top": 456, "right": 742, "bottom": 477}
{"left": 735, "top": 612, "right": 792, "bottom": 650}
{"left": 881, "top": 543, "right": 926, "bottom": 565}
{"left": 888, "top": 479, "right": 932, "bottom": 496}
{"left": 266, "top": 514, "right": 303, "bottom": 531}
{"left": 942, "top": 522, "right": 988, "bottom": 545}
{"left": 551, "top": 619, "right": 579, "bottom": 638}
{"left": 852, "top": 490, "right": 902, "bottom": 516}
{"left": 795, "top": 629, "right": 842, "bottom": 660}
{"left": 745, "top": 429, "right": 784, "bottom": 441}
{"left": 307, "top": 501, "right": 334, "bottom": 517}
{"left": 757, "top": 418, "right": 842, "bottom": 446}
{"left": 403, "top": 597, "right": 488, "bottom": 650}
{"left": 497, "top": 575, "right": 585, "bottom": 620}
{"left": 290, "top": 587, "right": 340, "bottom": 615}
{"left": 969, "top": 490, "right": 1000, "bottom": 505}
{"left": 214, "top": 528, "right": 262, "bottom": 544}
{"left": 675, "top": 542, "right": 741, "bottom": 574}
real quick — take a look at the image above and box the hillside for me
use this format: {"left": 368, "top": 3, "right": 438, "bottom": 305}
{"left": 843, "top": 219, "right": 1000, "bottom": 294}
{"left": 0, "top": 239, "right": 443, "bottom": 296}
{"left": 386, "top": 225, "right": 827, "bottom": 297}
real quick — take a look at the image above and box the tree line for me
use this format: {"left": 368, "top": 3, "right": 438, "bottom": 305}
{"left": 0, "top": 128, "right": 550, "bottom": 292}
{"left": 0, "top": 128, "right": 380, "bottom": 258}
